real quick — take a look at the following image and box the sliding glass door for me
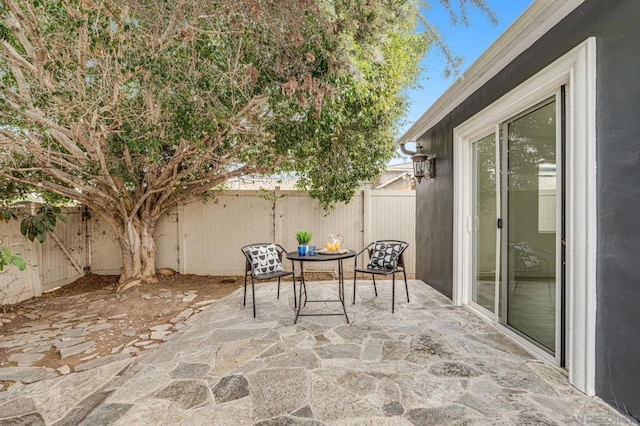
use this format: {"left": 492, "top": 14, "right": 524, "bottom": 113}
{"left": 472, "top": 134, "right": 498, "bottom": 313}
{"left": 471, "top": 95, "right": 563, "bottom": 360}
{"left": 503, "top": 99, "right": 559, "bottom": 354}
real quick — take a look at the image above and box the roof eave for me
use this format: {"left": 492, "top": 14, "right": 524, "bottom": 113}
{"left": 398, "top": 0, "right": 584, "bottom": 145}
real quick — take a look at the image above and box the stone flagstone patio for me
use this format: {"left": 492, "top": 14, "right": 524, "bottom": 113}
{"left": 0, "top": 280, "right": 633, "bottom": 425}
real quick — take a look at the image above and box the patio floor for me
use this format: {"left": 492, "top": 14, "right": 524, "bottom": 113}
{"left": 0, "top": 280, "right": 632, "bottom": 425}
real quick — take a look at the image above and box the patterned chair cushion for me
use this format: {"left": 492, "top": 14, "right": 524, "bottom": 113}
{"left": 367, "top": 242, "right": 403, "bottom": 270}
{"left": 247, "top": 244, "right": 283, "bottom": 275}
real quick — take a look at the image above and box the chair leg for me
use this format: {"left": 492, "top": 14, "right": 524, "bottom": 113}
{"left": 243, "top": 273, "right": 248, "bottom": 306}
{"left": 514, "top": 279, "right": 521, "bottom": 294}
{"left": 251, "top": 277, "right": 256, "bottom": 318}
{"left": 352, "top": 270, "right": 357, "bottom": 305}
{"left": 403, "top": 268, "right": 410, "bottom": 303}
{"left": 372, "top": 275, "right": 378, "bottom": 296}
{"left": 277, "top": 277, "right": 281, "bottom": 299}
{"left": 392, "top": 273, "right": 396, "bottom": 314}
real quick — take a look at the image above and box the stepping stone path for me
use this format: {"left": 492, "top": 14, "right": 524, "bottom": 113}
{"left": 0, "top": 287, "right": 211, "bottom": 387}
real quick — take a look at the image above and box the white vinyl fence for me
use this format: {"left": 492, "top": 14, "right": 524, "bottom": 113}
{"left": 0, "top": 206, "right": 87, "bottom": 304}
{"left": 1, "top": 189, "right": 415, "bottom": 305}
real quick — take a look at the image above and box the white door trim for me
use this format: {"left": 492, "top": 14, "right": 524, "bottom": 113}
{"left": 453, "top": 38, "right": 597, "bottom": 395}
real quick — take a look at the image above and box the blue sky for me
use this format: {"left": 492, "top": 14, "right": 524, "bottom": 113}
{"left": 394, "top": 0, "right": 533, "bottom": 163}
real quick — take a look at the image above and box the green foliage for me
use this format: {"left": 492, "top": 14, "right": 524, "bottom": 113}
{"left": 0, "top": 179, "right": 70, "bottom": 208}
{"left": 0, "top": 202, "right": 62, "bottom": 274}
{"left": 0, "top": 246, "right": 26, "bottom": 272}
{"left": 0, "top": 201, "right": 64, "bottom": 279}
{"left": 272, "top": 1, "right": 429, "bottom": 208}
{"left": 295, "top": 230, "right": 313, "bottom": 245}
{"left": 19, "top": 205, "right": 67, "bottom": 243}
{"left": 0, "top": 0, "right": 431, "bottom": 213}
{"left": 0, "top": 207, "right": 18, "bottom": 223}
{"left": 0, "top": 179, "right": 33, "bottom": 205}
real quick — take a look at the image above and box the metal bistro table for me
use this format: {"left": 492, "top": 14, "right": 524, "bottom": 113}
{"left": 286, "top": 250, "right": 356, "bottom": 324}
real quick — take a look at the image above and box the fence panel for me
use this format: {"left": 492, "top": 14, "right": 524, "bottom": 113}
{"left": 365, "top": 190, "right": 416, "bottom": 275}
{"left": 88, "top": 213, "right": 122, "bottom": 275}
{"left": 155, "top": 207, "right": 179, "bottom": 271}
{"left": 279, "top": 191, "right": 364, "bottom": 273}
{"left": 0, "top": 209, "right": 40, "bottom": 304}
{"left": 40, "top": 208, "right": 86, "bottom": 291}
{"left": 2, "top": 190, "right": 416, "bottom": 304}
{"left": 1, "top": 205, "right": 87, "bottom": 304}
{"left": 178, "top": 193, "right": 274, "bottom": 275}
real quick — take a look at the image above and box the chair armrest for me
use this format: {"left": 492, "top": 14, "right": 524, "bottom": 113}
{"left": 354, "top": 243, "right": 373, "bottom": 263}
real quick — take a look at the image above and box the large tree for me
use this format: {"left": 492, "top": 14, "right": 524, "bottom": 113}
{"left": 0, "top": 0, "right": 476, "bottom": 288}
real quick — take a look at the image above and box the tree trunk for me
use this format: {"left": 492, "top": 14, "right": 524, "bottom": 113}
{"left": 116, "top": 216, "right": 159, "bottom": 291}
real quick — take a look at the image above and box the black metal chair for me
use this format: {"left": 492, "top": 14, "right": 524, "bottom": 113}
{"left": 353, "top": 240, "right": 409, "bottom": 313}
{"left": 509, "top": 241, "right": 553, "bottom": 297}
{"left": 241, "top": 243, "right": 296, "bottom": 317}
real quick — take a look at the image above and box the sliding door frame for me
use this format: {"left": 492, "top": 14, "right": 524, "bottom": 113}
{"left": 499, "top": 94, "right": 564, "bottom": 365}
{"left": 452, "top": 38, "right": 596, "bottom": 394}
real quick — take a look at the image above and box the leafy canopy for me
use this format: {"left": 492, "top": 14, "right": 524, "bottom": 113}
{"left": 0, "top": 0, "right": 428, "bottom": 215}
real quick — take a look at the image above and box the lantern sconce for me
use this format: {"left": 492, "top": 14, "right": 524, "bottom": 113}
{"left": 407, "top": 141, "right": 435, "bottom": 183}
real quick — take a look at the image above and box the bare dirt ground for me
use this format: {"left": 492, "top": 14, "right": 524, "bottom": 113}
{"left": 0, "top": 273, "right": 245, "bottom": 376}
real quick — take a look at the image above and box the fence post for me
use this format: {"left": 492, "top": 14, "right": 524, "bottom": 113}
{"left": 29, "top": 203, "right": 44, "bottom": 298}
{"left": 177, "top": 202, "right": 186, "bottom": 274}
{"left": 363, "top": 189, "right": 372, "bottom": 247}
{"left": 358, "top": 189, "right": 372, "bottom": 272}
{"left": 83, "top": 206, "right": 91, "bottom": 273}
{"left": 274, "top": 187, "right": 284, "bottom": 246}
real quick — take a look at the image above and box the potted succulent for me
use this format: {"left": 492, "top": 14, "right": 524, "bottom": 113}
{"left": 295, "top": 230, "right": 312, "bottom": 256}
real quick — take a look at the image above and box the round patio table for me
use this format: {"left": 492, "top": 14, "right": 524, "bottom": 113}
{"left": 286, "top": 250, "right": 356, "bottom": 324}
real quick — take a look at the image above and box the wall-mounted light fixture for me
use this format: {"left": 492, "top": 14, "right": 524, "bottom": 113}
{"left": 401, "top": 141, "right": 435, "bottom": 183}
{"left": 411, "top": 151, "right": 435, "bottom": 183}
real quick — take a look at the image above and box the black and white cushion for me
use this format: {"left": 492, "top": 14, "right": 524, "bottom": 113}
{"left": 367, "top": 242, "right": 403, "bottom": 270}
{"left": 248, "top": 244, "right": 283, "bottom": 275}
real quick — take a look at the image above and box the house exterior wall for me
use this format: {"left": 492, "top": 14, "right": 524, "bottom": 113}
{"left": 593, "top": 2, "right": 640, "bottom": 419}
{"left": 415, "top": 116, "right": 455, "bottom": 297}
{"left": 413, "top": 0, "right": 640, "bottom": 419}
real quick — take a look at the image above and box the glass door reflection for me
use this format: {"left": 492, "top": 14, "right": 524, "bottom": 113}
{"left": 504, "top": 100, "right": 558, "bottom": 354}
{"left": 472, "top": 134, "right": 498, "bottom": 313}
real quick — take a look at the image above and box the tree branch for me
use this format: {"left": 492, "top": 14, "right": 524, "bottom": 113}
{"left": 0, "top": 40, "right": 38, "bottom": 75}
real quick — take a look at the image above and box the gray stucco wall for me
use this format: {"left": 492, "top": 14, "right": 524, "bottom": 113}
{"left": 594, "top": 2, "right": 640, "bottom": 420}
{"left": 414, "top": 0, "right": 640, "bottom": 419}
{"left": 415, "top": 116, "right": 454, "bottom": 297}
